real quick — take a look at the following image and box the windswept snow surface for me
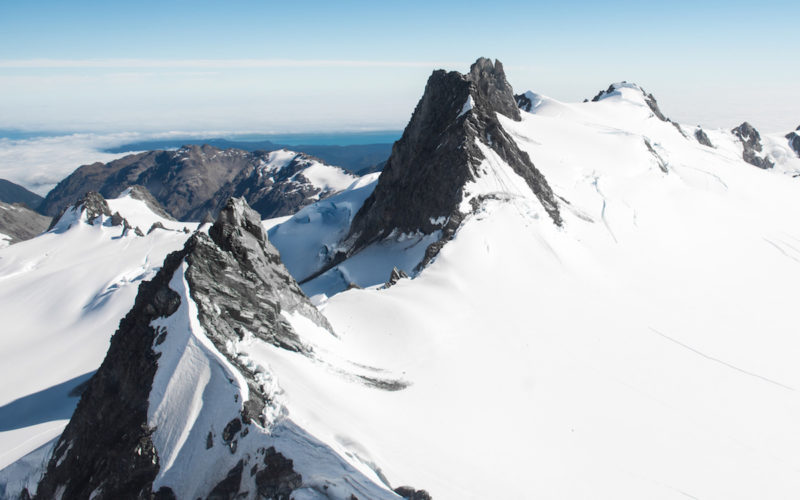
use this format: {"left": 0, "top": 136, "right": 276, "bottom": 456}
{"left": 0, "top": 192, "right": 194, "bottom": 476}
{"left": 254, "top": 91, "right": 800, "bottom": 499}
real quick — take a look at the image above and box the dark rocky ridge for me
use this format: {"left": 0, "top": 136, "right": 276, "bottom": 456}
{"left": 786, "top": 125, "right": 800, "bottom": 157}
{"left": 39, "top": 145, "right": 351, "bottom": 222}
{"left": 695, "top": 128, "right": 714, "bottom": 148}
{"left": 732, "top": 122, "right": 774, "bottom": 169}
{"left": 0, "top": 179, "right": 43, "bottom": 211}
{"left": 35, "top": 197, "right": 326, "bottom": 499}
{"left": 343, "top": 58, "right": 560, "bottom": 265}
{"left": 0, "top": 201, "right": 51, "bottom": 245}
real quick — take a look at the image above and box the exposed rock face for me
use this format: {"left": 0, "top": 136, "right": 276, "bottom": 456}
{"left": 394, "top": 486, "right": 433, "bottom": 500}
{"left": 515, "top": 93, "right": 534, "bottom": 112}
{"left": 39, "top": 145, "right": 352, "bottom": 221}
{"left": 0, "top": 179, "right": 43, "bottom": 211}
{"left": 695, "top": 128, "right": 714, "bottom": 148}
{"left": 385, "top": 267, "right": 409, "bottom": 288}
{"left": 344, "top": 58, "right": 560, "bottom": 264}
{"left": 46, "top": 191, "right": 137, "bottom": 234}
{"left": 0, "top": 201, "right": 51, "bottom": 245}
{"left": 786, "top": 125, "right": 800, "bottom": 157}
{"left": 732, "top": 122, "right": 774, "bottom": 169}
{"left": 35, "top": 197, "right": 325, "bottom": 499}
{"left": 192, "top": 150, "right": 354, "bottom": 222}
{"left": 34, "top": 244, "right": 185, "bottom": 499}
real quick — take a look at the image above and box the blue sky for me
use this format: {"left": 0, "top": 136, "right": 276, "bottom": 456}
{"left": 1, "top": 0, "right": 798, "bottom": 132}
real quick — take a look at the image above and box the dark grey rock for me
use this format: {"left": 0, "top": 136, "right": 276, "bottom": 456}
{"left": 342, "top": 58, "right": 560, "bottom": 272}
{"left": 39, "top": 145, "right": 350, "bottom": 222}
{"left": 386, "top": 267, "right": 409, "bottom": 288}
{"left": 515, "top": 93, "right": 533, "bottom": 112}
{"left": 207, "top": 460, "right": 243, "bottom": 500}
{"left": 254, "top": 447, "right": 302, "bottom": 500}
{"left": 0, "top": 201, "right": 51, "bottom": 245}
{"left": 785, "top": 126, "right": 800, "bottom": 157}
{"left": 695, "top": 128, "right": 714, "bottom": 148}
{"left": 394, "top": 486, "right": 433, "bottom": 500}
{"left": 148, "top": 221, "right": 166, "bottom": 234}
{"left": 47, "top": 191, "right": 114, "bottom": 231}
{"left": 732, "top": 122, "right": 774, "bottom": 169}
{"left": 0, "top": 179, "right": 43, "bottom": 211}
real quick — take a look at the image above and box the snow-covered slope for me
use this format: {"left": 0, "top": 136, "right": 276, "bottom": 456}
{"left": 0, "top": 190, "right": 193, "bottom": 490}
{"left": 261, "top": 76, "right": 800, "bottom": 498}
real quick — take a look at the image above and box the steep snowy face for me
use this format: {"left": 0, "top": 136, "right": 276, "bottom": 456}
{"left": 340, "top": 58, "right": 559, "bottom": 271}
{"left": 33, "top": 197, "right": 400, "bottom": 500}
{"left": 591, "top": 81, "right": 669, "bottom": 121}
{"left": 0, "top": 189, "right": 193, "bottom": 489}
{"left": 732, "top": 122, "right": 774, "bottom": 169}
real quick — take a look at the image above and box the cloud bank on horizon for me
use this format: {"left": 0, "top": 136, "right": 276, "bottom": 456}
{"left": 0, "top": 0, "right": 798, "bottom": 143}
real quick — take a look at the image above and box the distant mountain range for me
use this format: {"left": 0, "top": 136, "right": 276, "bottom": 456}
{"left": 104, "top": 138, "right": 393, "bottom": 176}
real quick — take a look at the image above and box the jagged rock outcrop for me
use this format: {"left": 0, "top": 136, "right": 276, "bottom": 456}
{"left": 732, "top": 122, "right": 774, "bottom": 169}
{"left": 343, "top": 58, "right": 560, "bottom": 266}
{"left": 34, "top": 198, "right": 334, "bottom": 499}
{"left": 0, "top": 201, "right": 51, "bottom": 246}
{"left": 695, "top": 127, "right": 714, "bottom": 148}
{"left": 385, "top": 267, "right": 409, "bottom": 288}
{"left": 0, "top": 179, "right": 43, "bottom": 211}
{"left": 515, "top": 93, "right": 534, "bottom": 112}
{"left": 47, "top": 191, "right": 140, "bottom": 235}
{"left": 786, "top": 125, "right": 800, "bottom": 157}
{"left": 126, "top": 185, "right": 176, "bottom": 221}
{"left": 39, "top": 146, "right": 354, "bottom": 222}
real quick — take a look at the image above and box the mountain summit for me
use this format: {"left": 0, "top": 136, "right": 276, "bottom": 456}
{"left": 343, "top": 58, "right": 561, "bottom": 265}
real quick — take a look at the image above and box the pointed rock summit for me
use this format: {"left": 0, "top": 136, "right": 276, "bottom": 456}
{"left": 343, "top": 57, "right": 560, "bottom": 265}
{"left": 33, "top": 197, "right": 346, "bottom": 499}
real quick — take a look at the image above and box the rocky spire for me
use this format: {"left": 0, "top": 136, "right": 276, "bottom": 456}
{"left": 343, "top": 57, "right": 560, "bottom": 266}
{"left": 33, "top": 197, "right": 335, "bottom": 499}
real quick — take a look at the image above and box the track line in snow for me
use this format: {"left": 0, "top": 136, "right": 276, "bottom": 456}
{"left": 763, "top": 237, "right": 800, "bottom": 264}
{"left": 591, "top": 174, "right": 617, "bottom": 243}
{"left": 649, "top": 328, "right": 796, "bottom": 391}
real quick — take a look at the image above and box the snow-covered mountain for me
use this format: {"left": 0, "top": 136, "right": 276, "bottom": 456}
{"left": 0, "top": 202, "right": 50, "bottom": 247}
{"left": 3, "top": 58, "right": 800, "bottom": 499}
{"left": 39, "top": 145, "right": 358, "bottom": 222}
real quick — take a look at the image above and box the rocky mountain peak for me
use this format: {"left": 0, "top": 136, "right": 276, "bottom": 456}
{"left": 466, "top": 57, "right": 520, "bottom": 120}
{"left": 591, "top": 82, "right": 668, "bottom": 122}
{"left": 34, "top": 197, "right": 335, "bottom": 499}
{"left": 732, "top": 122, "right": 774, "bottom": 169}
{"left": 341, "top": 58, "right": 561, "bottom": 269}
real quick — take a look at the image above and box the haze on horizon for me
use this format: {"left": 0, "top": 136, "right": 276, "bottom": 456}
{"left": 1, "top": 0, "right": 798, "bottom": 134}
